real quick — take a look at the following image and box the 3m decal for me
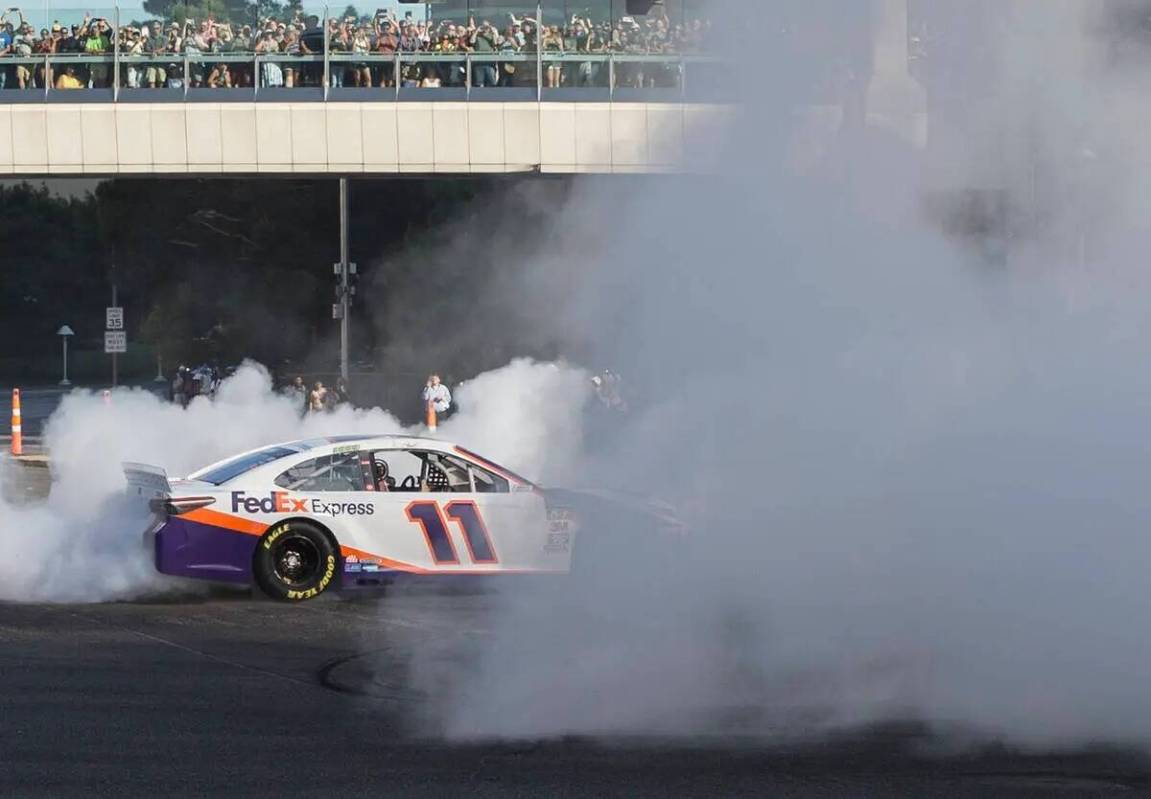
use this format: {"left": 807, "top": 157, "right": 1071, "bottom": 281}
{"left": 544, "top": 532, "right": 570, "bottom": 554}
{"left": 405, "top": 500, "right": 499, "bottom": 565}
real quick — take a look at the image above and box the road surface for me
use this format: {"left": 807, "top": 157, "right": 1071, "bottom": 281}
{"left": 1, "top": 463, "right": 1149, "bottom": 796}
{"left": 0, "top": 383, "right": 167, "bottom": 437}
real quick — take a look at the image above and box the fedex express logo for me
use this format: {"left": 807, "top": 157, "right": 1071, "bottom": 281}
{"left": 230, "top": 491, "right": 375, "bottom": 517}
{"left": 232, "top": 491, "right": 307, "bottom": 514}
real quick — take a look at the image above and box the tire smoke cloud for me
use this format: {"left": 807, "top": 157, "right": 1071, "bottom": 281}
{"left": 401, "top": 0, "right": 1151, "bottom": 746}
{"left": 0, "top": 359, "right": 587, "bottom": 602}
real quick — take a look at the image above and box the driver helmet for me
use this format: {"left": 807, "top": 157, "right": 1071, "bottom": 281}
{"left": 373, "top": 460, "right": 389, "bottom": 482}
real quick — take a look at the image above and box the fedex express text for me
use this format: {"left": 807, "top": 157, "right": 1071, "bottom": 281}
{"left": 230, "top": 491, "right": 376, "bottom": 517}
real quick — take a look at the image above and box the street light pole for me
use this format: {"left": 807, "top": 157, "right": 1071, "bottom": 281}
{"left": 338, "top": 178, "right": 350, "bottom": 385}
{"left": 57, "top": 325, "right": 74, "bottom": 386}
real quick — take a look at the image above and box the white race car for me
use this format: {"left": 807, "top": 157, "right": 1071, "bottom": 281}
{"left": 125, "top": 435, "right": 677, "bottom": 601}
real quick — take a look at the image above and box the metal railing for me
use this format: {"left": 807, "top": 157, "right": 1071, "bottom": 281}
{"left": 0, "top": 51, "right": 721, "bottom": 102}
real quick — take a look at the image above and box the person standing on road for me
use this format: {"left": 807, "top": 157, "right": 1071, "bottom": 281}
{"left": 331, "top": 377, "right": 351, "bottom": 408}
{"left": 286, "top": 375, "right": 307, "bottom": 413}
{"left": 171, "top": 367, "right": 185, "bottom": 407}
{"left": 422, "top": 374, "right": 451, "bottom": 419}
{"left": 308, "top": 381, "right": 328, "bottom": 413}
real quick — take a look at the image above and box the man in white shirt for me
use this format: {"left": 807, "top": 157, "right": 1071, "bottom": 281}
{"left": 422, "top": 374, "right": 452, "bottom": 417}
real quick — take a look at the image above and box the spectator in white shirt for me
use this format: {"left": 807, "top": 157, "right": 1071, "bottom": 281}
{"left": 422, "top": 373, "right": 452, "bottom": 416}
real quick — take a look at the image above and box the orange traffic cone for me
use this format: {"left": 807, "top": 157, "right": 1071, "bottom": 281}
{"left": 426, "top": 400, "right": 437, "bottom": 432}
{"left": 10, "top": 388, "right": 22, "bottom": 456}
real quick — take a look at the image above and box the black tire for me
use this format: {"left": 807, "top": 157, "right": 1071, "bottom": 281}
{"left": 253, "top": 521, "right": 338, "bottom": 602}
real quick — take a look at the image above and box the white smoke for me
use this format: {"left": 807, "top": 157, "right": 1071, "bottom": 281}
{"left": 0, "top": 358, "right": 588, "bottom": 603}
{"left": 393, "top": 0, "right": 1151, "bottom": 748}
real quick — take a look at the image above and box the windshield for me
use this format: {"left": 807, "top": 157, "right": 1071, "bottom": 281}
{"left": 190, "top": 446, "right": 301, "bottom": 485}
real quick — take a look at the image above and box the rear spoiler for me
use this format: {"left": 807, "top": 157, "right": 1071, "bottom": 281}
{"left": 124, "top": 462, "right": 218, "bottom": 517}
{"left": 123, "top": 462, "right": 172, "bottom": 501}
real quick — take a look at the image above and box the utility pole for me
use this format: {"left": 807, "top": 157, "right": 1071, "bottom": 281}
{"left": 337, "top": 178, "right": 351, "bottom": 384}
{"left": 111, "top": 282, "right": 118, "bottom": 388}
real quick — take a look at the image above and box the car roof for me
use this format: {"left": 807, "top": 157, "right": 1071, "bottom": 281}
{"left": 187, "top": 435, "right": 536, "bottom": 489}
{"left": 282, "top": 434, "right": 454, "bottom": 453}
{"left": 276, "top": 435, "right": 536, "bottom": 487}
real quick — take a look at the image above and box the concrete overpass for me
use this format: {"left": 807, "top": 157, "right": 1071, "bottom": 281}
{"left": 0, "top": 0, "right": 928, "bottom": 176}
{"left": 0, "top": 100, "right": 724, "bottom": 176}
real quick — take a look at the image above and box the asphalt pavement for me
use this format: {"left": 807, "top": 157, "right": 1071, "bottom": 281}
{"left": 2, "top": 463, "right": 1150, "bottom": 796}
{"left": 0, "top": 382, "right": 168, "bottom": 437}
{"left": 1, "top": 592, "right": 1149, "bottom": 797}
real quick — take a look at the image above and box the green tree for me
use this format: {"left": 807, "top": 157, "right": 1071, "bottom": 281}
{"left": 143, "top": 0, "right": 259, "bottom": 25}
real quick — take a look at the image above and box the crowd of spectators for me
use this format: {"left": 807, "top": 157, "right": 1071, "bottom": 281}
{"left": 0, "top": 6, "right": 711, "bottom": 91}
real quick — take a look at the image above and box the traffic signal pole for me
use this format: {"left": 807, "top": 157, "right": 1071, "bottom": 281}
{"left": 338, "top": 178, "right": 350, "bottom": 384}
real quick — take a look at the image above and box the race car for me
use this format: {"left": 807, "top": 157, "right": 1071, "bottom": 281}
{"left": 125, "top": 435, "right": 678, "bottom": 601}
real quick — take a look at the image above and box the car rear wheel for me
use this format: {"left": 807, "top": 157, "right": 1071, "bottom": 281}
{"left": 253, "top": 521, "right": 337, "bottom": 602}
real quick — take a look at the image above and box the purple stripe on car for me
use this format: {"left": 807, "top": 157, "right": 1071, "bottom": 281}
{"left": 154, "top": 517, "right": 258, "bottom": 584}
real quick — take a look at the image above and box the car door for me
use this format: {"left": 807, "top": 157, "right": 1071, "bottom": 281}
{"left": 457, "top": 455, "right": 571, "bottom": 573}
{"left": 363, "top": 449, "right": 567, "bottom": 574}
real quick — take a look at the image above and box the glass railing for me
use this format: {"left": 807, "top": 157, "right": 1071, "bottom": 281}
{"left": 0, "top": 4, "right": 723, "bottom": 102}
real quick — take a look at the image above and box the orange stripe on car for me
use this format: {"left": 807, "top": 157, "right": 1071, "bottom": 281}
{"left": 182, "top": 507, "right": 268, "bottom": 536}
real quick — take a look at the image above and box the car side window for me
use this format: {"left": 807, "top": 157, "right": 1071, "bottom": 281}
{"left": 274, "top": 453, "right": 363, "bottom": 492}
{"left": 422, "top": 453, "right": 472, "bottom": 493}
{"left": 468, "top": 461, "right": 509, "bottom": 493}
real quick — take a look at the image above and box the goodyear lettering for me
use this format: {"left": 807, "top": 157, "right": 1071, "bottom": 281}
{"left": 319, "top": 555, "right": 335, "bottom": 588}
{"left": 285, "top": 557, "right": 336, "bottom": 600}
{"left": 231, "top": 491, "right": 374, "bottom": 517}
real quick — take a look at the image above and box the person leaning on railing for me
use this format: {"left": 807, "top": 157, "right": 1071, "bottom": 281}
{"left": 255, "top": 27, "right": 282, "bottom": 88}
{"left": 327, "top": 17, "right": 349, "bottom": 87}
{"left": 495, "top": 28, "right": 520, "bottom": 88}
{"left": 468, "top": 17, "right": 499, "bottom": 88}
{"left": 142, "top": 21, "right": 166, "bottom": 88}
{"left": 183, "top": 19, "right": 211, "bottom": 87}
{"left": 350, "top": 24, "right": 371, "bottom": 88}
{"left": 120, "top": 26, "right": 143, "bottom": 88}
{"left": 11, "top": 17, "right": 35, "bottom": 89}
{"left": 281, "top": 28, "right": 303, "bottom": 88}
{"left": 541, "top": 25, "right": 563, "bottom": 88}
{"left": 80, "top": 13, "right": 112, "bottom": 89}
{"left": 429, "top": 22, "right": 464, "bottom": 88}
{"left": 372, "top": 18, "right": 398, "bottom": 88}
{"left": 164, "top": 21, "right": 185, "bottom": 88}
{"left": 33, "top": 23, "right": 54, "bottom": 89}
{"left": 0, "top": 8, "right": 22, "bottom": 90}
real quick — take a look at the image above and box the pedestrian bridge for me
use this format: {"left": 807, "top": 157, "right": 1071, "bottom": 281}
{"left": 0, "top": 52, "right": 727, "bottom": 176}
{"left": 0, "top": 97, "right": 723, "bottom": 176}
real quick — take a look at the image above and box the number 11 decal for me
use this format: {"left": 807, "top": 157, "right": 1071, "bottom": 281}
{"left": 406, "top": 500, "right": 498, "bottom": 565}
